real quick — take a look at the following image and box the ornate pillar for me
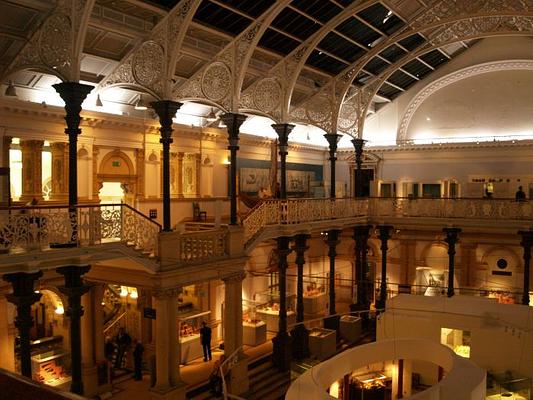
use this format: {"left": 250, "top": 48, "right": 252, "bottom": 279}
{"left": 221, "top": 113, "right": 247, "bottom": 225}
{"left": 377, "top": 225, "right": 393, "bottom": 309}
{"left": 271, "top": 124, "right": 294, "bottom": 199}
{"left": 352, "top": 138, "right": 365, "bottom": 197}
{"left": 324, "top": 133, "right": 341, "bottom": 198}
{"left": 50, "top": 142, "right": 69, "bottom": 201}
{"left": 56, "top": 265, "right": 91, "bottom": 395}
{"left": 222, "top": 272, "right": 248, "bottom": 395}
{"left": 20, "top": 139, "right": 44, "bottom": 202}
{"left": 351, "top": 225, "right": 372, "bottom": 312}
{"left": 519, "top": 230, "right": 533, "bottom": 305}
{"left": 151, "top": 288, "right": 185, "bottom": 400}
{"left": 291, "top": 234, "right": 309, "bottom": 359}
{"left": 53, "top": 82, "right": 94, "bottom": 220}
{"left": 324, "top": 229, "right": 341, "bottom": 331}
{"left": 443, "top": 227, "right": 461, "bottom": 298}
{"left": 2, "top": 271, "right": 42, "bottom": 378}
{"left": 272, "top": 236, "right": 292, "bottom": 371}
{"left": 150, "top": 101, "right": 182, "bottom": 232}
{"left": 135, "top": 148, "right": 145, "bottom": 200}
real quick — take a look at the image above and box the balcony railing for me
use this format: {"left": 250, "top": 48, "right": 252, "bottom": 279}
{"left": 0, "top": 204, "right": 161, "bottom": 257}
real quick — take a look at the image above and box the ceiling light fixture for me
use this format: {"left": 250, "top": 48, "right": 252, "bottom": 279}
{"left": 206, "top": 108, "right": 217, "bottom": 122}
{"left": 4, "top": 82, "right": 17, "bottom": 97}
{"left": 96, "top": 94, "right": 103, "bottom": 107}
{"left": 134, "top": 95, "right": 147, "bottom": 110}
{"left": 382, "top": 10, "right": 393, "bottom": 24}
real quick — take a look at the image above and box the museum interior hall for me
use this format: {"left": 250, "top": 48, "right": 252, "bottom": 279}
{"left": 0, "top": 0, "right": 532, "bottom": 399}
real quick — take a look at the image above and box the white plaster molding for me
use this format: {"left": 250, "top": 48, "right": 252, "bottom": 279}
{"left": 397, "top": 59, "right": 533, "bottom": 142}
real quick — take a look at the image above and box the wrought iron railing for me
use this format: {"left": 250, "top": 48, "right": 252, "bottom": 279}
{"left": 242, "top": 197, "right": 532, "bottom": 244}
{"left": 0, "top": 203, "right": 161, "bottom": 256}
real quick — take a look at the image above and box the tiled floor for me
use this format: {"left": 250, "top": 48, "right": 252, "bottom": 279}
{"left": 110, "top": 339, "right": 274, "bottom": 400}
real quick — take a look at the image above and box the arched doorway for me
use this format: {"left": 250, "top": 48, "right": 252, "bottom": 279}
{"left": 97, "top": 150, "right": 137, "bottom": 206}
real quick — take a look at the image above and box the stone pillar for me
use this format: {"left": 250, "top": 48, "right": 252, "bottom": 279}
{"left": 324, "top": 133, "right": 341, "bottom": 198}
{"left": 291, "top": 234, "right": 309, "bottom": 359}
{"left": 135, "top": 148, "right": 145, "bottom": 200}
{"left": 399, "top": 239, "right": 416, "bottom": 287}
{"left": 351, "top": 225, "right": 372, "bottom": 312}
{"left": 352, "top": 138, "right": 365, "bottom": 198}
{"left": 3, "top": 271, "right": 43, "bottom": 378}
{"left": 80, "top": 288, "right": 98, "bottom": 397}
{"left": 151, "top": 288, "right": 185, "bottom": 400}
{"left": 272, "top": 236, "right": 292, "bottom": 371}
{"left": 220, "top": 113, "right": 247, "bottom": 225}
{"left": 271, "top": 124, "right": 294, "bottom": 199}
{"left": 150, "top": 101, "right": 182, "bottom": 232}
{"left": 223, "top": 272, "right": 248, "bottom": 395}
{"left": 92, "top": 146, "right": 100, "bottom": 199}
{"left": 195, "top": 153, "right": 201, "bottom": 197}
{"left": 460, "top": 243, "right": 477, "bottom": 287}
{"left": 443, "top": 227, "right": 461, "bottom": 298}
{"left": 324, "top": 229, "right": 341, "bottom": 331}
{"left": 20, "top": 140, "right": 44, "bottom": 202}
{"left": 176, "top": 152, "right": 183, "bottom": 197}
{"left": 377, "top": 225, "right": 393, "bottom": 310}
{"left": 0, "top": 296, "right": 15, "bottom": 372}
{"left": 519, "top": 230, "right": 533, "bottom": 305}
{"left": 56, "top": 265, "right": 91, "bottom": 395}
{"left": 50, "top": 142, "right": 69, "bottom": 201}
{"left": 2, "top": 135, "right": 11, "bottom": 168}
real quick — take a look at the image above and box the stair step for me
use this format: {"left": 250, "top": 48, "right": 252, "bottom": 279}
{"left": 248, "top": 374, "right": 291, "bottom": 400}
{"left": 248, "top": 370, "right": 290, "bottom": 396}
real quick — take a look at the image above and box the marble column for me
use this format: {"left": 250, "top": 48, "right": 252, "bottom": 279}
{"left": 324, "top": 229, "right": 341, "bottom": 332}
{"left": 220, "top": 113, "right": 247, "bottom": 225}
{"left": 460, "top": 243, "right": 477, "bottom": 287}
{"left": 0, "top": 296, "right": 16, "bottom": 372}
{"left": 291, "top": 234, "right": 309, "bottom": 359}
{"left": 443, "top": 227, "right": 461, "bottom": 298}
{"left": 352, "top": 138, "right": 365, "bottom": 197}
{"left": 351, "top": 225, "right": 372, "bottom": 312}
{"left": 50, "top": 142, "right": 69, "bottom": 201}
{"left": 3, "top": 271, "right": 43, "bottom": 378}
{"left": 324, "top": 133, "right": 341, "bottom": 198}
{"left": 223, "top": 272, "right": 248, "bottom": 395}
{"left": 519, "top": 230, "right": 533, "bottom": 305}
{"left": 53, "top": 82, "right": 93, "bottom": 244}
{"left": 151, "top": 101, "right": 182, "bottom": 231}
{"left": 57, "top": 265, "right": 91, "bottom": 395}
{"left": 151, "top": 288, "right": 185, "bottom": 400}
{"left": 377, "top": 225, "right": 393, "bottom": 310}
{"left": 20, "top": 139, "right": 44, "bottom": 202}
{"left": 272, "top": 236, "right": 292, "bottom": 371}
{"left": 135, "top": 148, "right": 146, "bottom": 200}
{"left": 80, "top": 287, "right": 98, "bottom": 397}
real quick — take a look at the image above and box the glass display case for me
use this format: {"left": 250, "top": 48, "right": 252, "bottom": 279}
{"left": 242, "top": 299, "right": 267, "bottom": 346}
{"left": 486, "top": 371, "right": 531, "bottom": 400}
{"left": 302, "top": 279, "right": 327, "bottom": 315}
{"left": 178, "top": 310, "right": 210, "bottom": 364}
{"left": 308, "top": 328, "right": 336, "bottom": 360}
{"left": 254, "top": 291, "right": 296, "bottom": 332}
{"left": 32, "top": 348, "right": 71, "bottom": 388}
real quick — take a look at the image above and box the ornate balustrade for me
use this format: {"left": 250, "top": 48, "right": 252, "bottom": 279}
{"left": 178, "top": 228, "right": 229, "bottom": 263}
{"left": 0, "top": 204, "right": 161, "bottom": 256}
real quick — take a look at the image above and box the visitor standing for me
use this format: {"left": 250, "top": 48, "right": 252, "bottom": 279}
{"left": 200, "top": 321, "right": 212, "bottom": 361}
{"left": 133, "top": 339, "right": 144, "bottom": 381}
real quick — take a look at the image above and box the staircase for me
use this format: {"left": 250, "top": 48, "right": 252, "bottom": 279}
{"left": 245, "top": 355, "right": 292, "bottom": 400}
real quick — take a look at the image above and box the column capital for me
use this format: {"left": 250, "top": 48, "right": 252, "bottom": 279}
{"left": 518, "top": 230, "right": 533, "bottom": 247}
{"left": 153, "top": 287, "right": 181, "bottom": 299}
{"left": 443, "top": 227, "right": 461, "bottom": 246}
{"left": 324, "top": 133, "right": 342, "bottom": 160}
{"left": 53, "top": 82, "right": 94, "bottom": 133}
{"left": 3, "top": 271, "right": 43, "bottom": 298}
{"left": 221, "top": 113, "right": 247, "bottom": 147}
{"left": 222, "top": 271, "right": 246, "bottom": 284}
{"left": 377, "top": 225, "right": 394, "bottom": 242}
{"left": 271, "top": 123, "right": 295, "bottom": 153}
{"left": 151, "top": 100, "right": 182, "bottom": 143}
{"left": 353, "top": 224, "right": 372, "bottom": 238}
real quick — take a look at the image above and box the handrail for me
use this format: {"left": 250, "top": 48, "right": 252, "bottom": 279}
{"left": 220, "top": 346, "right": 246, "bottom": 400}
{"left": 103, "top": 309, "right": 127, "bottom": 335}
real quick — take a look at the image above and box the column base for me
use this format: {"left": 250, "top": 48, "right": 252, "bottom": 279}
{"left": 81, "top": 365, "right": 99, "bottom": 398}
{"left": 290, "top": 324, "right": 309, "bottom": 359}
{"left": 272, "top": 331, "right": 292, "bottom": 372}
{"left": 150, "top": 382, "right": 186, "bottom": 400}
{"left": 228, "top": 356, "right": 249, "bottom": 396}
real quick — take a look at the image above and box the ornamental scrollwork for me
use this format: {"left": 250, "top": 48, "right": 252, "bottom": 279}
{"left": 39, "top": 13, "right": 72, "bottom": 78}
{"left": 305, "top": 94, "right": 332, "bottom": 124}
{"left": 132, "top": 41, "right": 165, "bottom": 89}
{"left": 201, "top": 62, "right": 231, "bottom": 102}
{"left": 253, "top": 78, "right": 281, "bottom": 113}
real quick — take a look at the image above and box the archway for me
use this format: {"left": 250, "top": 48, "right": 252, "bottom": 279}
{"left": 96, "top": 150, "right": 137, "bottom": 206}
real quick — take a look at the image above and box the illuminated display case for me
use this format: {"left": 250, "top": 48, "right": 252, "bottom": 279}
{"left": 308, "top": 328, "right": 336, "bottom": 360}
{"left": 254, "top": 291, "right": 296, "bottom": 332}
{"left": 178, "top": 310, "right": 210, "bottom": 364}
{"left": 31, "top": 349, "right": 71, "bottom": 388}
{"left": 242, "top": 299, "right": 266, "bottom": 346}
{"left": 302, "top": 280, "right": 327, "bottom": 315}
{"left": 486, "top": 371, "right": 531, "bottom": 400}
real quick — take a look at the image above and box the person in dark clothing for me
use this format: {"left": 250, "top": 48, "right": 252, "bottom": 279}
{"left": 115, "top": 327, "right": 132, "bottom": 368}
{"left": 274, "top": 182, "right": 281, "bottom": 199}
{"left": 132, "top": 339, "right": 144, "bottom": 381}
{"left": 104, "top": 336, "right": 115, "bottom": 362}
{"left": 516, "top": 186, "right": 527, "bottom": 201}
{"left": 200, "top": 321, "right": 212, "bottom": 361}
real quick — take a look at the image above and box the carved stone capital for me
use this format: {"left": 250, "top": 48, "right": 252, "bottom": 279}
{"left": 153, "top": 287, "right": 182, "bottom": 299}
{"left": 222, "top": 271, "right": 246, "bottom": 284}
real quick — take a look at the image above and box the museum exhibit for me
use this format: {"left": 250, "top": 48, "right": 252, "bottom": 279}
{"left": 0, "top": 0, "right": 532, "bottom": 399}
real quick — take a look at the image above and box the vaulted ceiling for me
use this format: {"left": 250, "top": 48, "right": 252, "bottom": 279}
{"left": 1, "top": 0, "right": 530, "bottom": 139}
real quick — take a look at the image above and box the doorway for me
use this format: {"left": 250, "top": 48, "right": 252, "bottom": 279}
{"left": 99, "top": 182, "right": 124, "bottom": 204}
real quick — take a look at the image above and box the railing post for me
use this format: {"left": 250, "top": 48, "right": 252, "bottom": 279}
{"left": 443, "top": 227, "right": 461, "bottom": 298}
